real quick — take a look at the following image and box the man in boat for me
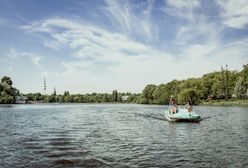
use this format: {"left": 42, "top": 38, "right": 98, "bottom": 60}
{"left": 169, "top": 95, "right": 178, "bottom": 114}
{"left": 185, "top": 101, "right": 193, "bottom": 112}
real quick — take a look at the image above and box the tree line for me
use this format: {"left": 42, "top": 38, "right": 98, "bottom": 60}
{"left": 24, "top": 91, "right": 140, "bottom": 103}
{"left": 137, "top": 64, "right": 248, "bottom": 105}
{"left": 0, "top": 64, "right": 247, "bottom": 104}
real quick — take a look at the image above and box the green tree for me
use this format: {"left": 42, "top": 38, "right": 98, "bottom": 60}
{"left": 102, "top": 94, "right": 110, "bottom": 102}
{"left": 64, "top": 91, "right": 70, "bottom": 96}
{"left": 141, "top": 84, "right": 157, "bottom": 104}
{"left": 112, "top": 90, "right": 118, "bottom": 102}
{"left": 1, "top": 76, "right": 13, "bottom": 85}
{"left": 239, "top": 64, "right": 248, "bottom": 98}
{"left": 152, "top": 84, "right": 168, "bottom": 104}
{"left": 0, "top": 92, "right": 14, "bottom": 103}
{"left": 137, "top": 95, "right": 149, "bottom": 104}
{"left": 178, "top": 88, "right": 200, "bottom": 105}
{"left": 0, "top": 76, "right": 19, "bottom": 104}
{"left": 34, "top": 93, "right": 41, "bottom": 101}
{"left": 58, "top": 95, "right": 65, "bottom": 103}
{"left": 64, "top": 96, "right": 70, "bottom": 103}
{"left": 234, "top": 77, "right": 246, "bottom": 99}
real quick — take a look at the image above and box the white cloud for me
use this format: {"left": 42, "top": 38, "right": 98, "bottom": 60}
{"left": 18, "top": 1, "right": 248, "bottom": 93}
{"left": 21, "top": 20, "right": 54, "bottom": 33}
{"left": 20, "top": 17, "right": 174, "bottom": 92}
{"left": 6, "top": 48, "right": 44, "bottom": 67}
{"left": 163, "top": 0, "right": 221, "bottom": 47}
{"left": 22, "top": 17, "right": 157, "bottom": 62}
{"left": 176, "top": 19, "right": 221, "bottom": 45}
{"left": 224, "top": 17, "right": 248, "bottom": 29}
{"left": 104, "top": 0, "right": 158, "bottom": 41}
{"left": 161, "top": 0, "right": 248, "bottom": 79}
{"left": 7, "top": 48, "right": 19, "bottom": 59}
{"left": 166, "top": 0, "right": 200, "bottom": 9}
{"left": 217, "top": 0, "right": 248, "bottom": 29}
{"left": 43, "top": 40, "right": 61, "bottom": 50}
{"left": 164, "top": 0, "right": 200, "bottom": 22}
{"left": 29, "top": 55, "right": 43, "bottom": 66}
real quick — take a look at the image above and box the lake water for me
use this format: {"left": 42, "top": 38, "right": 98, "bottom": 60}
{"left": 0, "top": 104, "right": 247, "bottom": 168}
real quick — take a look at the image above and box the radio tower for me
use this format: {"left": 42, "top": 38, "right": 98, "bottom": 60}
{"left": 44, "top": 76, "right": 47, "bottom": 95}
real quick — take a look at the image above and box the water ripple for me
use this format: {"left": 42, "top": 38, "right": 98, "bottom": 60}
{"left": 0, "top": 104, "right": 247, "bottom": 167}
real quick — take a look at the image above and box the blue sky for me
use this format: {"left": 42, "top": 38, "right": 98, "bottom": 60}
{"left": 0, "top": 0, "right": 248, "bottom": 94}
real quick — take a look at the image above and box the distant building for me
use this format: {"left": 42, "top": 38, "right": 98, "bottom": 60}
{"left": 207, "top": 95, "right": 213, "bottom": 101}
{"left": 121, "top": 95, "right": 129, "bottom": 101}
{"left": 15, "top": 95, "right": 28, "bottom": 104}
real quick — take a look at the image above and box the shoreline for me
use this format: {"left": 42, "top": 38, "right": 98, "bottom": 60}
{"left": 200, "top": 99, "right": 248, "bottom": 107}
{"left": 1, "top": 100, "right": 248, "bottom": 107}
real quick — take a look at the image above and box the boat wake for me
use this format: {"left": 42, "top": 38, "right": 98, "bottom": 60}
{"left": 201, "top": 111, "right": 234, "bottom": 120}
{"left": 134, "top": 113, "right": 166, "bottom": 121}
{"left": 201, "top": 116, "right": 212, "bottom": 120}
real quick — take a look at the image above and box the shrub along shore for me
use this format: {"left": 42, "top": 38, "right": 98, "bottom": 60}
{"left": 200, "top": 99, "right": 248, "bottom": 106}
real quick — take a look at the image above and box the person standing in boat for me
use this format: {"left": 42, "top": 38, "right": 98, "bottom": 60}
{"left": 185, "top": 101, "right": 193, "bottom": 112}
{"left": 169, "top": 95, "right": 178, "bottom": 114}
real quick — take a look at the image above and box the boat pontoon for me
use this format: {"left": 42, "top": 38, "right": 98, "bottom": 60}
{"left": 165, "top": 108, "right": 201, "bottom": 122}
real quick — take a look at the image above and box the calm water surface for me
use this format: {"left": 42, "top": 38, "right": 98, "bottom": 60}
{"left": 0, "top": 104, "right": 247, "bottom": 168}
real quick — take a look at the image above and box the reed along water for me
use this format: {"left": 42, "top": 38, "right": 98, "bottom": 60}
{"left": 0, "top": 104, "right": 247, "bottom": 167}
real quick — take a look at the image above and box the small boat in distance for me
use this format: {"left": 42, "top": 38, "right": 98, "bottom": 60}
{"left": 165, "top": 108, "right": 202, "bottom": 122}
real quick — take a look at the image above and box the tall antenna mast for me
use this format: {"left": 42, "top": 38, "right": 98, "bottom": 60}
{"left": 53, "top": 85, "right": 56, "bottom": 96}
{"left": 44, "top": 76, "right": 47, "bottom": 95}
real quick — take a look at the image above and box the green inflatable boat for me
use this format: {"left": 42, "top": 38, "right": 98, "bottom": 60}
{"left": 165, "top": 108, "right": 202, "bottom": 122}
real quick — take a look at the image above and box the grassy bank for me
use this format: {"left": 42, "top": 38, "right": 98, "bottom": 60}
{"left": 200, "top": 99, "right": 248, "bottom": 106}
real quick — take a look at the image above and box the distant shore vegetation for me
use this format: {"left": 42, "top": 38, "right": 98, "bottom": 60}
{"left": 23, "top": 90, "right": 140, "bottom": 104}
{"left": 138, "top": 64, "right": 248, "bottom": 105}
{"left": 0, "top": 64, "right": 247, "bottom": 106}
{"left": 201, "top": 99, "right": 248, "bottom": 106}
